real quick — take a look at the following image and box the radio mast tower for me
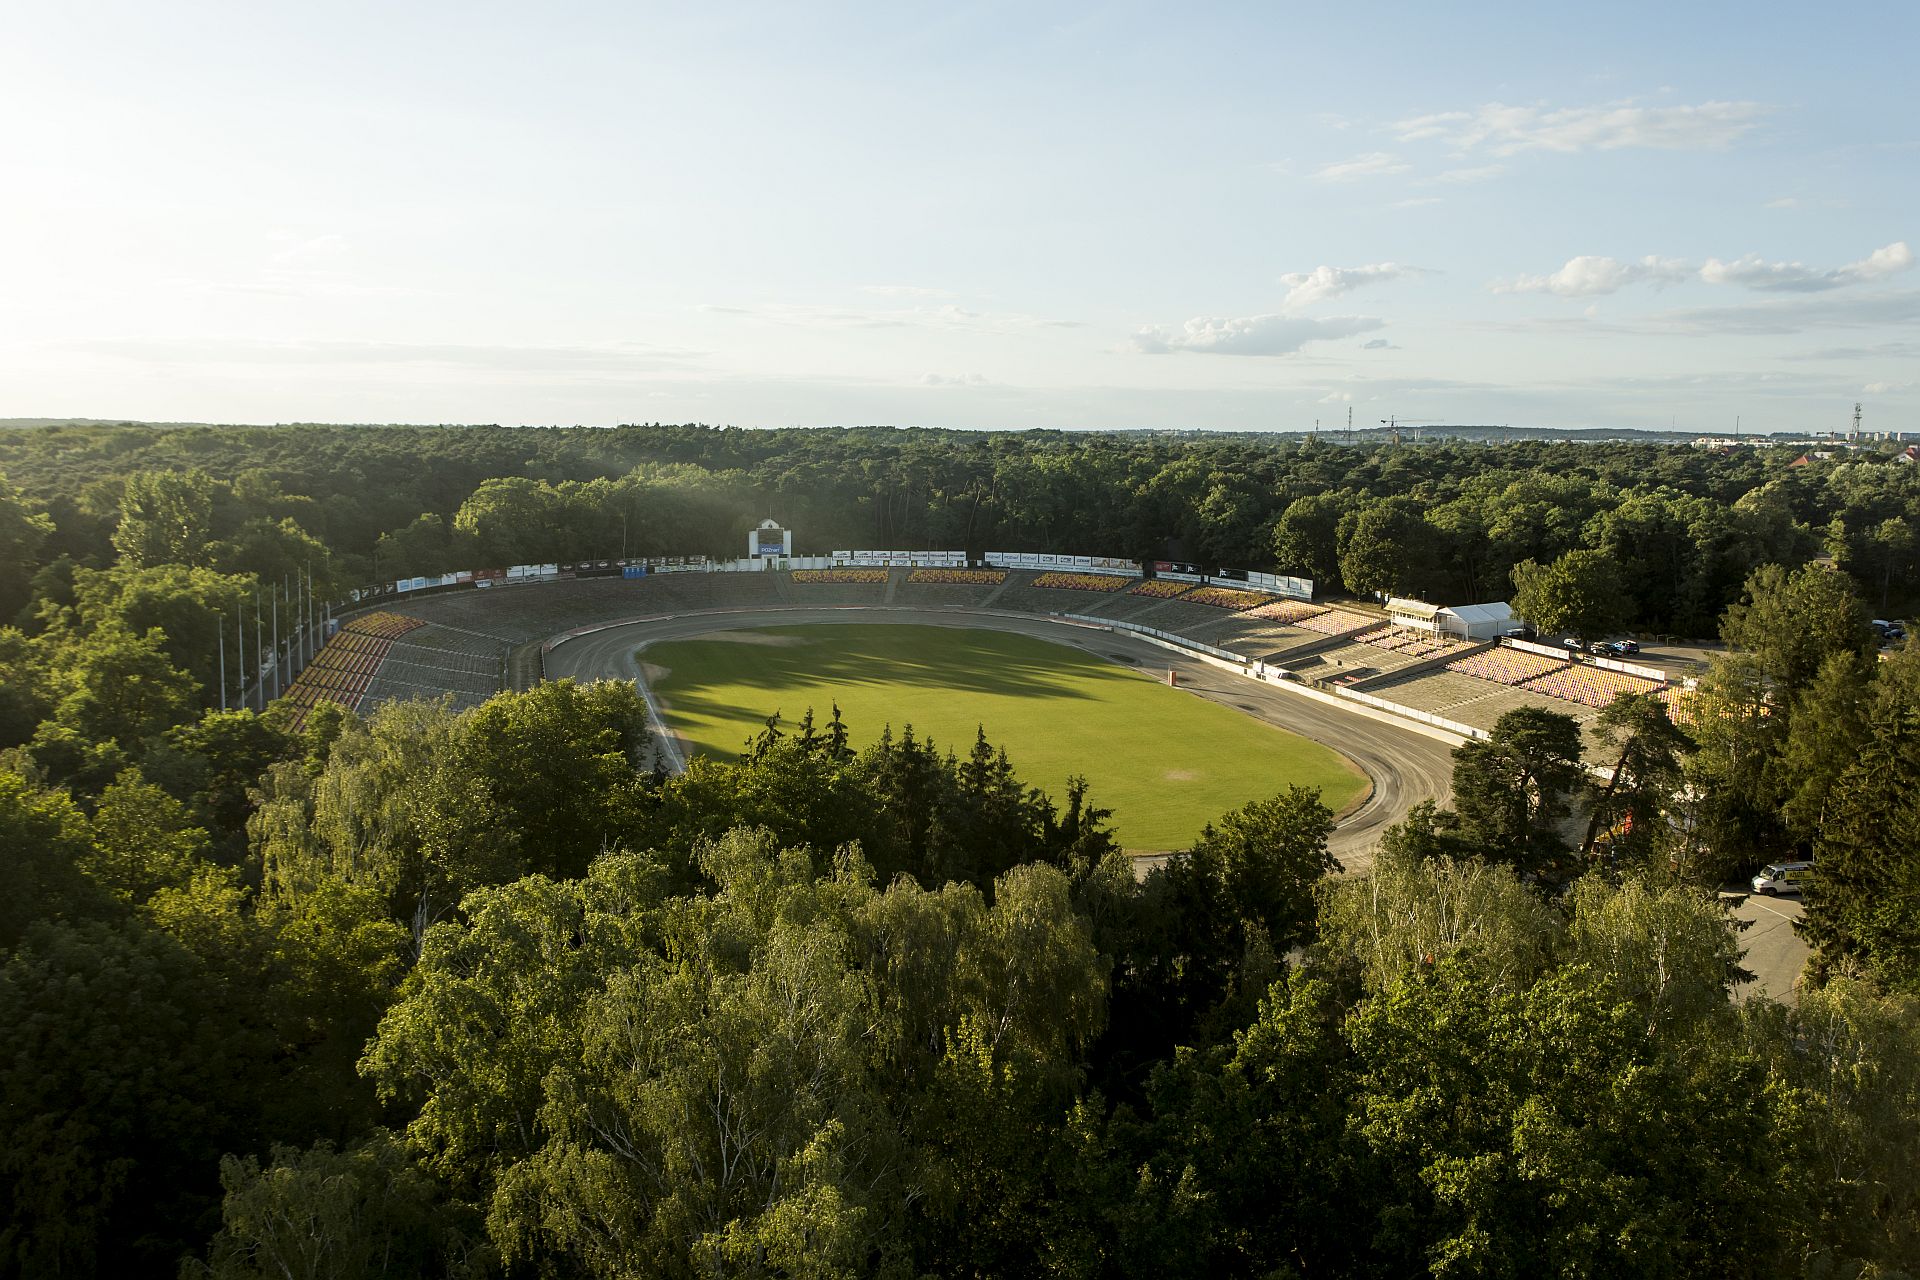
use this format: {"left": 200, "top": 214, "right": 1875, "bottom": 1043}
{"left": 1852, "top": 402, "right": 1863, "bottom": 443}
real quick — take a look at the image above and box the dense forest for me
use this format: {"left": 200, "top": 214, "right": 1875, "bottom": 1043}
{"left": 2, "top": 422, "right": 1918, "bottom": 1277}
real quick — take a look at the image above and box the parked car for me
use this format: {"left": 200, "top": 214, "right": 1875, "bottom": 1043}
{"left": 1751, "top": 861, "right": 1814, "bottom": 896}
{"left": 1608, "top": 639, "right": 1640, "bottom": 655}
{"left": 1501, "top": 625, "right": 1537, "bottom": 641}
{"left": 1561, "top": 637, "right": 1584, "bottom": 653}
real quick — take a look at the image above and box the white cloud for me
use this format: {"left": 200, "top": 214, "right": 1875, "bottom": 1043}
{"left": 1394, "top": 99, "right": 1766, "bottom": 155}
{"left": 1390, "top": 196, "right": 1443, "bottom": 209}
{"left": 1360, "top": 338, "right": 1398, "bottom": 350}
{"left": 1494, "top": 255, "right": 1693, "bottom": 297}
{"left": 1312, "top": 152, "right": 1410, "bottom": 182}
{"left": 919, "top": 372, "right": 990, "bottom": 387}
{"left": 1700, "top": 241, "right": 1914, "bottom": 292}
{"left": 1765, "top": 197, "right": 1801, "bottom": 210}
{"left": 1864, "top": 381, "right": 1913, "bottom": 394}
{"left": 1279, "top": 262, "right": 1424, "bottom": 309}
{"left": 1496, "top": 242, "right": 1915, "bottom": 299}
{"left": 1130, "top": 313, "right": 1385, "bottom": 356}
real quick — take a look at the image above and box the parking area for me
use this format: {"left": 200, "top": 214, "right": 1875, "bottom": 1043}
{"left": 1726, "top": 890, "right": 1808, "bottom": 1004}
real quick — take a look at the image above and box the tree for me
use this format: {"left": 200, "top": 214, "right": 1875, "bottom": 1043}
{"left": 111, "top": 468, "right": 216, "bottom": 567}
{"left": 1509, "top": 548, "right": 1630, "bottom": 642}
{"left": 1447, "top": 706, "right": 1587, "bottom": 879}
{"left": 67, "top": 562, "right": 253, "bottom": 709}
{"left": 1185, "top": 786, "right": 1337, "bottom": 950}
{"left": 1579, "top": 692, "right": 1691, "bottom": 867}
{"left": 189, "top": 1133, "right": 481, "bottom": 1280}
{"left": 0, "top": 920, "right": 261, "bottom": 1276}
{"left": 28, "top": 626, "right": 199, "bottom": 789}
{"left": 1270, "top": 493, "right": 1346, "bottom": 592}
{"left": 1346, "top": 957, "right": 1774, "bottom": 1277}
{"left": 1338, "top": 498, "right": 1437, "bottom": 600}
{"left": 0, "top": 768, "right": 108, "bottom": 948}
{"left": 0, "top": 474, "right": 52, "bottom": 624}
{"left": 1799, "top": 698, "right": 1920, "bottom": 991}
{"left": 1679, "top": 654, "right": 1794, "bottom": 885}
{"left": 1720, "top": 562, "right": 1874, "bottom": 697}
{"left": 1317, "top": 834, "right": 1560, "bottom": 995}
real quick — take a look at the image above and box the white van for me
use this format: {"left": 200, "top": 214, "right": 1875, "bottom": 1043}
{"left": 1751, "top": 861, "right": 1814, "bottom": 896}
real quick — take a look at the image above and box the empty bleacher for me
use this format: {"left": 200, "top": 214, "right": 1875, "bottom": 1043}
{"left": 280, "top": 611, "right": 424, "bottom": 728}
{"left": 1520, "top": 662, "right": 1664, "bottom": 709}
{"left": 360, "top": 623, "right": 510, "bottom": 713}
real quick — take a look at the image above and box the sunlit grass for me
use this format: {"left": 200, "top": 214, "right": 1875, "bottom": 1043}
{"left": 645, "top": 624, "right": 1366, "bottom": 850}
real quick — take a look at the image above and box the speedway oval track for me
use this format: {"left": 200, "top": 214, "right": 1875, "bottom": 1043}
{"left": 539, "top": 606, "right": 1455, "bottom": 869}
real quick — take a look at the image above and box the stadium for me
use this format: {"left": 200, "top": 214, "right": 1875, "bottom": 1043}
{"left": 275, "top": 533, "right": 1686, "bottom": 862}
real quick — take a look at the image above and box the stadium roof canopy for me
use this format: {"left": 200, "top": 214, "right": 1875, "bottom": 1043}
{"left": 1386, "top": 597, "right": 1440, "bottom": 619}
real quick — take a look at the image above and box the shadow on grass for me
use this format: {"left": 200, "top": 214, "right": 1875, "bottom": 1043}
{"left": 652, "top": 625, "right": 1134, "bottom": 725}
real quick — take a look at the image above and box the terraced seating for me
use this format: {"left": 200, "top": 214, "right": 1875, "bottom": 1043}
{"left": 792, "top": 568, "right": 888, "bottom": 584}
{"left": 1355, "top": 626, "right": 1472, "bottom": 659}
{"left": 361, "top": 623, "right": 504, "bottom": 714}
{"left": 1245, "top": 599, "right": 1323, "bottom": 624}
{"left": 1292, "top": 608, "right": 1375, "bottom": 636}
{"left": 906, "top": 568, "right": 1004, "bottom": 585}
{"left": 1180, "top": 585, "right": 1271, "bottom": 610}
{"left": 281, "top": 612, "right": 427, "bottom": 727}
{"left": 1658, "top": 685, "right": 1702, "bottom": 726}
{"left": 1445, "top": 645, "right": 1567, "bottom": 686}
{"left": 347, "top": 610, "right": 425, "bottom": 640}
{"left": 1521, "top": 663, "right": 1664, "bottom": 710}
{"left": 372, "top": 625, "right": 507, "bottom": 700}
{"left": 1367, "top": 670, "right": 1511, "bottom": 715}
{"left": 1031, "top": 571, "right": 1131, "bottom": 592}
{"left": 393, "top": 574, "right": 779, "bottom": 641}
{"left": 1128, "top": 579, "right": 1192, "bottom": 599}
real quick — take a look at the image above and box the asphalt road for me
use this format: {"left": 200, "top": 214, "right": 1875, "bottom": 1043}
{"left": 1728, "top": 890, "right": 1810, "bottom": 1004}
{"left": 542, "top": 605, "right": 1458, "bottom": 870}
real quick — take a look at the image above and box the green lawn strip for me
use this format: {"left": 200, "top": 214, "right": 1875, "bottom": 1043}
{"left": 643, "top": 623, "right": 1366, "bottom": 851}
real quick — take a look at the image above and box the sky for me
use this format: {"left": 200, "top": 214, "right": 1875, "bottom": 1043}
{"left": 1, "top": 1, "right": 1915, "bottom": 434}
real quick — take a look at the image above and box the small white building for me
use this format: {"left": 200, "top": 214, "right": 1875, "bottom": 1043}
{"left": 1438, "top": 601, "right": 1515, "bottom": 641}
{"left": 1386, "top": 597, "right": 1442, "bottom": 634}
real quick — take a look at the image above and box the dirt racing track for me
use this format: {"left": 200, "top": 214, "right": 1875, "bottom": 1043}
{"left": 539, "top": 605, "right": 1458, "bottom": 870}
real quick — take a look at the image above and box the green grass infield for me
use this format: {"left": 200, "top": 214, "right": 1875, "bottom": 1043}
{"left": 643, "top": 623, "right": 1367, "bottom": 851}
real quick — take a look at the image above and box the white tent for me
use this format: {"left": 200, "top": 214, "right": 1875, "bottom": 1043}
{"left": 1438, "top": 601, "right": 1514, "bottom": 640}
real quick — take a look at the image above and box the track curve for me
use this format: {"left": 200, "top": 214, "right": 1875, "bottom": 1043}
{"left": 541, "top": 606, "right": 1456, "bottom": 870}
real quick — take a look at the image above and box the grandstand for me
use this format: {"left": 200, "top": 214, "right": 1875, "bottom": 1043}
{"left": 1030, "top": 571, "right": 1130, "bottom": 593}
{"left": 905, "top": 568, "right": 1005, "bottom": 586}
{"left": 1127, "top": 579, "right": 1192, "bottom": 600}
{"left": 1282, "top": 629, "right": 1453, "bottom": 688}
{"left": 1179, "top": 585, "right": 1271, "bottom": 611}
{"left": 280, "top": 611, "right": 424, "bottom": 728}
{"left": 1444, "top": 645, "right": 1567, "bottom": 686}
{"left": 360, "top": 622, "right": 511, "bottom": 714}
{"left": 792, "top": 568, "right": 888, "bottom": 584}
{"left": 1520, "top": 662, "right": 1664, "bottom": 710}
{"left": 1292, "top": 608, "right": 1376, "bottom": 637}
